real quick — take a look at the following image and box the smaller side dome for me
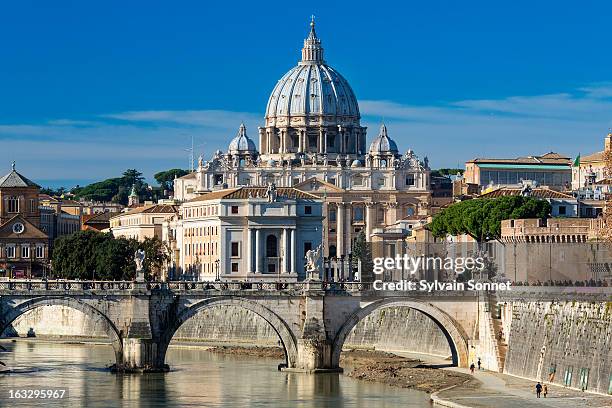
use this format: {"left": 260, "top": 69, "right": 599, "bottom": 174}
{"left": 351, "top": 159, "right": 363, "bottom": 167}
{"left": 228, "top": 123, "right": 257, "bottom": 154}
{"left": 369, "top": 124, "right": 398, "bottom": 155}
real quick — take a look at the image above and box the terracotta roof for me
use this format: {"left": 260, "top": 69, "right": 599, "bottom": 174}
{"left": 479, "top": 187, "right": 574, "bottom": 199}
{"left": 111, "top": 204, "right": 179, "bottom": 218}
{"left": 177, "top": 172, "right": 197, "bottom": 180}
{"left": 0, "top": 170, "right": 39, "bottom": 188}
{"left": 467, "top": 152, "right": 570, "bottom": 165}
{"left": 83, "top": 212, "right": 114, "bottom": 223}
{"left": 580, "top": 151, "right": 604, "bottom": 163}
{"left": 185, "top": 187, "right": 320, "bottom": 203}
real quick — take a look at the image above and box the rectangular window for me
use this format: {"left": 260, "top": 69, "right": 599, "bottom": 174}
{"left": 304, "top": 242, "right": 312, "bottom": 254}
{"left": 328, "top": 178, "right": 336, "bottom": 186}
{"left": 6, "top": 246, "right": 15, "bottom": 258}
{"left": 36, "top": 245, "right": 44, "bottom": 258}
{"left": 292, "top": 177, "right": 300, "bottom": 185}
{"left": 21, "top": 246, "right": 30, "bottom": 259}
{"left": 231, "top": 242, "right": 240, "bottom": 257}
{"left": 406, "top": 174, "right": 415, "bottom": 186}
{"left": 305, "top": 206, "right": 312, "bottom": 215}
{"left": 378, "top": 178, "right": 386, "bottom": 187}
{"left": 558, "top": 206, "right": 566, "bottom": 215}
{"left": 29, "top": 199, "right": 35, "bottom": 213}
{"left": 353, "top": 207, "right": 364, "bottom": 221}
{"left": 329, "top": 209, "right": 336, "bottom": 222}
{"left": 231, "top": 206, "right": 239, "bottom": 214}
{"left": 231, "top": 262, "right": 239, "bottom": 273}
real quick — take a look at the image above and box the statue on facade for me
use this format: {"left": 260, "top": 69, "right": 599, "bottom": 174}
{"left": 323, "top": 154, "right": 328, "bottom": 166}
{"left": 197, "top": 155, "right": 204, "bottom": 169}
{"left": 304, "top": 244, "right": 322, "bottom": 280}
{"left": 134, "top": 249, "right": 146, "bottom": 282}
{"left": 266, "top": 182, "right": 278, "bottom": 202}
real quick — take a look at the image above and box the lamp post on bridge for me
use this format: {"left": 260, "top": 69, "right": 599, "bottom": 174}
{"left": 215, "top": 259, "right": 220, "bottom": 281}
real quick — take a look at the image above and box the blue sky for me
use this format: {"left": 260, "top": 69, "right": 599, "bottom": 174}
{"left": 2, "top": 1, "right": 612, "bottom": 187}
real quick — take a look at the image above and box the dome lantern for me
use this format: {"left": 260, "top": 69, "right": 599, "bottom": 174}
{"left": 228, "top": 123, "right": 257, "bottom": 155}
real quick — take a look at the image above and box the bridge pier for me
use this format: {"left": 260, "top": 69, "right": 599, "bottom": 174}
{"left": 282, "top": 339, "right": 341, "bottom": 373}
{"left": 112, "top": 338, "right": 168, "bottom": 373}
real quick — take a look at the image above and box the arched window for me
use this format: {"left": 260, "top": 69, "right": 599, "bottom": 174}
{"left": 266, "top": 235, "right": 278, "bottom": 257}
{"left": 7, "top": 196, "right": 19, "bottom": 213}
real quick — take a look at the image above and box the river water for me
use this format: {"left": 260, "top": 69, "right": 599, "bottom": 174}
{"left": 0, "top": 341, "right": 432, "bottom": 407}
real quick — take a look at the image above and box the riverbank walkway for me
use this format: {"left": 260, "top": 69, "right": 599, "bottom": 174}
{"left": 434, "top": 367, "right": 612, "bottom": 408}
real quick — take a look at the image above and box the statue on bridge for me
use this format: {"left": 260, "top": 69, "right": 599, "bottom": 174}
{"left": 134, "top": 249, "right": 146, "bottom": 282}
{"left": 304, "top": 244, "right": 322, "bottom": 281}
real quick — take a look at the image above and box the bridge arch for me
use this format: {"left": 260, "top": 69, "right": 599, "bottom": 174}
{"left": 160, "top": 297, "right": 299, "bottom": 368}
{"left": 331, "top": 299, "right": 470, "bottom": 368}
{"left": 0, "top": 296, "right": 124, "bottom": 365}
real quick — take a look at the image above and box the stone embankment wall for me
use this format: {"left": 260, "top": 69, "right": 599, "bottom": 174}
{"left": 504, "top": 301, "right": 612, "bottom": 395}
{"left": 2, "top": 305, "right": 451, "bottom": 358}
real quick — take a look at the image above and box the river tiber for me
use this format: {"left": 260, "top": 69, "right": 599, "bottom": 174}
{"left": 0, "top": 12, "right": 611, "bottom": 408}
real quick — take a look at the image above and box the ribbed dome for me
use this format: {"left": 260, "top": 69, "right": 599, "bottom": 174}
{"left": 265, "top": 19, "right": 360, "bottom": 125}
{"left": 369, "top": 124, "right": 398, "bottom": 154}
{"left": 228, "top": 123, "right": 257, "bottom": 154}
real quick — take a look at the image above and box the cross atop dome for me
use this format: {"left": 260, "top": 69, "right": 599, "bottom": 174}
{"left": 301, "top": 17, "right": 324, "bottom": 64}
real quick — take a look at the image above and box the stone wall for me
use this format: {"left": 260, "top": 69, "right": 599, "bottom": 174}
{"left": 344, "top": 307, "right": 451, "bottom": 357}
{"left": 504, "top": 301, "right": 612, "bottom": 395}
{"left": 2, "top": 304, "right": 451, "bottom": 358}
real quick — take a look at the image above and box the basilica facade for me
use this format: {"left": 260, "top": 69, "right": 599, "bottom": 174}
{"left": 174, "top": 19, "right": 431, "bottom": 260}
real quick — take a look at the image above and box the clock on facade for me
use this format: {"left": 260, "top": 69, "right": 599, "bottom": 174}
{"left": 12, "top": 222, "right": 25, "bottom": 234}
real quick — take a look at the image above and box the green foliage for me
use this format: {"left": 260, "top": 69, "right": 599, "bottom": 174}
{"left": 154, "top": 168, "right": 189, "bottom": 191}
{"left": 71, "top": 168, "right": 181, "bottom": 204}
{"left": 429, "top": 196, "right": 551, "bottom": 241}
{"left": 40, "top": 186, "right": 67, "bottom": 197}
{"left": 430, "top": 168, "right": 463, "bottom": 177}
{"left": 352, "top": 230, "right": 373, "bottom": 276}
{"left": 51, "top": 230, "right": 169, "bottom": 280}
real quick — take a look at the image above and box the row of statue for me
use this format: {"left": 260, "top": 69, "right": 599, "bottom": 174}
{"left": 198, "top": 150, "right": 429, "bottom": 171}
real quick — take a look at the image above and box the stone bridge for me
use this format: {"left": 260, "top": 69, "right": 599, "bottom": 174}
{"left": 4, "top": 281, "right": 607, "bottom": 376}
{"left": 0, "top": 280, "right": 486, "bottom": 373}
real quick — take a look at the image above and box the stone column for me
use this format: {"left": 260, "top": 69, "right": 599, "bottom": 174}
{"left": 319, "top": 129, "right": 324, "bottom": 154}
{"left": 282, "top": 228, "right": 288, "bottom": 273}
{"left": 324, "top": 131, "right": 328, "bottom": 154}
{"left": 298, "top": 130, "right": 304, "bottom": 153}
{"left": 345, "top": 204, "right": 352, "bottom": 253}
{"left": 255, "top": 229, "right": 261, "bottom": 273}
{"left": 365, "top": 203, "right": 374, "bottom": 242}
{"left": 247, "top": 228, "right": 253, "bottom": 273}
{"left": 290, "top": 229, "right": 296, "bottom": 274}
{"left": 336, "top": 203, "right": 345, "bottom": 257}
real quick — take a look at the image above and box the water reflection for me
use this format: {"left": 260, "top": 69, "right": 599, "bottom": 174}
{"left": 0, "top": 341, "right": 431, "bottom": 407}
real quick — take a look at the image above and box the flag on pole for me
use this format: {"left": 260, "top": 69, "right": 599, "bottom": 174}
{"left": 573, "top": 153, "right": 580, "bottom": 167}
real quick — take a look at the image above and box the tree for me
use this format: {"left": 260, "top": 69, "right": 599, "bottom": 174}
{"left": 51, "top": 231, "right": 169, "bottom": 280}
{"left": 352, "top": 230, "right": 373, "bottom": 280}
{"left": 429, "top": 196, "right": 551, "bottom": 241}
{"left": 430, "top": 168, "right": 463, "bottom": 177}
{"left": 154, "top": 169, "right": 189, "bottom": 191}
{"left": 122, "top": 169, "right": 144, "bottom": 187}
{"left": 71, "top": 169, "right": 151, "bottom": 205}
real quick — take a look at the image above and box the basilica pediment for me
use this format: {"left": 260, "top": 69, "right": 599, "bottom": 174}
{"left": 294, "top": 177, "right": 345, "bottom": 193}
{"left": 0, "top": 215, "right": 48, "bottom": 239}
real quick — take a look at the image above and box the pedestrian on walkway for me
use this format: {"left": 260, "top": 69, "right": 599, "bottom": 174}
{"left": 543, "top": 384, "right": 548, "bottom": 398}
{"left": 477, "top": 358, "right": 481, "bottom": 370}
{"left": 470, "top": 363, "right": 475, "bottom": 374}
{"left": 535, "top": 382, "right": 542, "bottom": 398}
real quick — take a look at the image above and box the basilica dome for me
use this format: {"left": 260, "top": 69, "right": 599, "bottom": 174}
{"left": 369, "top": 124, "right": 398, "bottom": 154}
{"left": 265, "top": 19, "right": 360, "bottom": 127}
{"left": 228, "top": 123, "right": 257, "bottom": 154}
